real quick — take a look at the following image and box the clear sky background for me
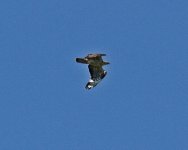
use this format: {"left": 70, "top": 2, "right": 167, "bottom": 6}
{"left": 0, "top": 0, "right": 188, "bottom": 150}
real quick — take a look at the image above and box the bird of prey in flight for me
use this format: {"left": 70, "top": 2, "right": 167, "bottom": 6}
{"left": 76, "top": 54, "right": 110, "bottom": 90}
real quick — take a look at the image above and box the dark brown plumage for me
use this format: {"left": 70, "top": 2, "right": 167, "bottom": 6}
{"left": 76, "top": 54, "right": 110, "bottom": 89}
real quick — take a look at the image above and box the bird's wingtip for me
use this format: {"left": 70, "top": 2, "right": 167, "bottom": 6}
{"left": 76, "top": 58, "right": 88, "bottom": 64}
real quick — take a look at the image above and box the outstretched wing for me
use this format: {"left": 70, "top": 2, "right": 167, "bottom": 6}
{"left": 88, "top": 65, "right": 104, "bottom": 79}
{"left": 86, "top": 54, "right": 106, "bottom": 63}
{"left": 87, "top": 54, "right": 106, "bottom": 58}
{"left": 76, "top": 58, "right": 88, "bottom": 64}
{"left": 85, "top": 65, "right": 107, "bottom": 90}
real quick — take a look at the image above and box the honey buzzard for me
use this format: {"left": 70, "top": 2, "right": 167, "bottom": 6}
{"left": 76, "top": 54, "right": 110, "bottom": 90}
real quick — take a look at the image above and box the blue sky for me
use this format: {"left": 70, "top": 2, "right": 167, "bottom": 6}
{"left": 0, "top": 0, "right": 188, "bottom": 149}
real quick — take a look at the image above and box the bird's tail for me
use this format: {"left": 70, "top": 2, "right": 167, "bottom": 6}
{"left": 76, "top": 58, "right": 88, "bottom": 64}
{"left": 85, "top": 79, "right": 102, "bottom": 90}
{"left": 85, "top": 81, "right": 94, "bottom": 90}
{"left": 85, "top": 79, "right": 96, "bottom": 90}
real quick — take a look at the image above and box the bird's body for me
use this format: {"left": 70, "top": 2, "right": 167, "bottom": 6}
{"left": 76, "top": 54, "right": 109, "bottom": 90}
